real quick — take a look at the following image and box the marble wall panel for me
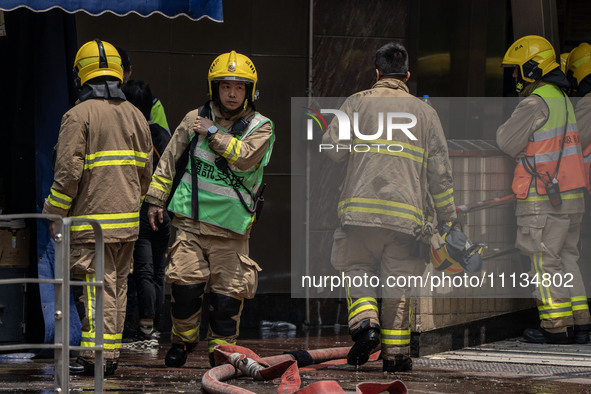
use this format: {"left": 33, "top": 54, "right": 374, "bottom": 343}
{"left": 313, "top": 0, "right": 407, "bottom": 38}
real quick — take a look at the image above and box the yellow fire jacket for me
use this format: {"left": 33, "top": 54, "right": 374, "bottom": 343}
{"left": 43, "top": 98, "right": 153, "bottom": 243}
{"left": 322, "top": 78, "right": 456, "bottom": 237}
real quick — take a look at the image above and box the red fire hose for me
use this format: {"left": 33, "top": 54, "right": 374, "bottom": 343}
{"left": 201, "top": 344, "right": 407, "bottom": 394}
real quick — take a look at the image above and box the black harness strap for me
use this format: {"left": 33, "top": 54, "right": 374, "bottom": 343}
{"left": 521, "top": 92, "right": 569, "bottom": 191}
{"left": 166, "top": 103, "right": 212, "bottom": 213}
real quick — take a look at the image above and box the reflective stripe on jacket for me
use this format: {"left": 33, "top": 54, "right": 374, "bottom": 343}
{"left": 512, "top": 84, "right": 587, "bottom": 200}
{"left": 167, "top": 113, "right": 273, "bottom": 234}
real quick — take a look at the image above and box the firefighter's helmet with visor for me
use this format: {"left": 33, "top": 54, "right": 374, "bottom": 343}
{"left": 502, "top": 35, "right": 559, "bottom": 92}
{"left": 208, "top": 51, "right": 258, "bottom": 108}
{"left": 429, "top": 221, "right": 486, "bottom": 275}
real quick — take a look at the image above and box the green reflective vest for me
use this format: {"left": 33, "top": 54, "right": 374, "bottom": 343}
{"left": 168, "top": 113, "right": 274, "bottom": 234}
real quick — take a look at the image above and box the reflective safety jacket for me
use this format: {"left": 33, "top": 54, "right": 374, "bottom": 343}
{"left": 511, "top": 84, "right": 587, "bottom": 200}
{"left": 151, "top": 97, "right": 170, "bottom": 134}
{"left": 145, "top": 102, "right": 274, "bottom": 236}
{"left": 322, "top": 79, "right": 456, "bottom": 236}
{"left": 43, "top": 98, "right": 153, "bottom": 243}
{"left": 497, "top": 81, "right": 585, "bottom": 216}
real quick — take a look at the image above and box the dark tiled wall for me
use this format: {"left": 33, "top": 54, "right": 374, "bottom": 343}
{"left": 312, "top": 0, "right": 409, "bottom": 97}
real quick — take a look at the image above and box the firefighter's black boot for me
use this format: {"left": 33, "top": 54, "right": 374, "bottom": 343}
{"left": 347, "top": 320, "right": 380, "bottom": 366}
{"left": 383, "top": 354, "right": 413, "bottom": 372}
{"left": 165, "top": 343, "right": 194, "bottom": 367}
{"left": 104, "top": 360, "right": 118, "bottom": 376}
{"left": 574, "top": 324, "right": 591, "bottom": 344}
{"left": 69, "top": 357, "right": 90, "bottom": 375}
{"left": 522, "top": 326, "right": 574, "bottom": 344}
{"left": 69, "top": 357, "right": 117, "bottom": 376}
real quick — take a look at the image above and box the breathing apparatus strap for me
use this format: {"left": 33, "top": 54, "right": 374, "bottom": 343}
{"left": 166, "top": 103, "right": 211, "bottom": 211}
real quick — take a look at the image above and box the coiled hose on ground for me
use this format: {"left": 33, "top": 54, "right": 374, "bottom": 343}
{"left": 202, "top": 344, "right": 407, "bottom": 394}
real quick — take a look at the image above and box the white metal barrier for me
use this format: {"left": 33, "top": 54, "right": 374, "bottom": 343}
{"left": 0, "top": 213, "right": 105, "bottom": 392}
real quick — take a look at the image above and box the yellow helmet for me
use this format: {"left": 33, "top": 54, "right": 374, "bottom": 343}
{"left": 560, "top": 52, "right": 570, "bottom": 73}
{"left": 429, "top": 221, "right": 486, "bottom": 275}
{"left": 208, "top": 50, "right": 258, "bottom": 107}
{"left": 502, "top": 35, "right": 559, "bottom": 88}
{"left": 566, "top": 43, "right": 591, "bottom": 87}
{"left": 430, "top": 244, "right": 467, "bottom": 275}
{"left": 73, "top": 39, "right": 123, "bottom": 87}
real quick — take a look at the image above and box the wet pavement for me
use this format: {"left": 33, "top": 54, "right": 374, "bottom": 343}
{"left": 1, "top": 327, "right": 591, "bottom": 393}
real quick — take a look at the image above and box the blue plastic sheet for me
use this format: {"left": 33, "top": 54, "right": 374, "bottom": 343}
{"left": 0, "top": 0, "right": 223, "bottom": 22}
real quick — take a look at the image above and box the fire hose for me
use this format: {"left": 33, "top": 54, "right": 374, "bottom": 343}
{"left": 202, "top": 344, "right": 407, "bottom": 394}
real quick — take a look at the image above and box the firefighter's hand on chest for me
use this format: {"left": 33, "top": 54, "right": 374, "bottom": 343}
{"left": 193, "top": 116, "right": 214, "bottom": 136}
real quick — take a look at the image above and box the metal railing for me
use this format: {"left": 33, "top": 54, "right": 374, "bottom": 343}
{"left": 0, "top": 213, "right": 105, "bottom": 392}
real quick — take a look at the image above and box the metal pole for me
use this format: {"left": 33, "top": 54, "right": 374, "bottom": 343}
{"left": 90, "top": 219, "right": 104, "bottom": 388}
{"left": 53, "top": 218, "right": 68, "bottom": 392}
{"left": 305, "top": 0, "right": 314, "bottom": 327}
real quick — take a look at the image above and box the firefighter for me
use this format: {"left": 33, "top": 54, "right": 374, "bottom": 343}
{"left": 144, "top": 51, "right": 274, "bottom": 367}
{"left": 43, "top": 39, "right": 153, "bottom": 375}
{"left": 565, "top": 42, "right": 591, "bottom": 345}
{"left": 497, "top": 35, "right": 591, "bottom": 344}
{"left": 322, "top": 42, "right": 456, "bottom": 372}
{"left": 566, "top": 43, "right": 591, "bottom": 150}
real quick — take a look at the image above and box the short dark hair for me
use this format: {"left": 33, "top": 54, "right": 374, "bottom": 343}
{"left": 122, "top": 80, "right": 152, "bottom": 119}
{"left": 116, "top": 47, "right": 131, "bottom": 73}
{"left": 375, "top": 42, "right": 409, "bottom": 77}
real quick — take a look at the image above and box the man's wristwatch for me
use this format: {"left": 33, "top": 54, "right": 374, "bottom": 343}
{"left": 207, "top": 125, "right": 218, "bottom": 138}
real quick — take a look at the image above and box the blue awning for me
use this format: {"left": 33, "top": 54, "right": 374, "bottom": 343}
{"left": 0, "top": 0, "right": 223, "bottom": 22}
